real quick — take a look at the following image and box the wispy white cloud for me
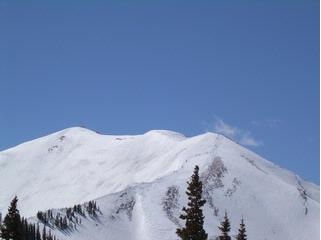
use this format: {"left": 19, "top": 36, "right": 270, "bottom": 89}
{"left": 251, "top": 119, "right": 281, "bottom": 128}
{"left": 239, "top": 132, "right": 262, "bottom": 147}
{"left": 213, "top": 118, "right": 262, "bottom": 147}
{"left": 213, "top": 119, "right": 238, "bottom": 139}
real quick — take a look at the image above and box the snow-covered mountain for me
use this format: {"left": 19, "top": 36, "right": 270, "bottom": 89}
{"left": 0, "top": 127, "right": 319, "bottom": 240}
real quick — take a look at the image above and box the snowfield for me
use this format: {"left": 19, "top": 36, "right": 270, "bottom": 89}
{"left": 0, "top": 127, "right": 319, "bottom": 240}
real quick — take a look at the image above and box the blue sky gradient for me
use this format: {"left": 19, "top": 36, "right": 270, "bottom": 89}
{"left": 0, "top": 0, "right": 319, "bottom": 183}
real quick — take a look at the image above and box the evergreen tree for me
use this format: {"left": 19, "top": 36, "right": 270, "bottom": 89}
{"left": 62, "top": 216, "right": 68, "bottom": 230}
{"left": 21, "top": 218, "right": 27, "bottom": 240}
{"left": 54, "top": 216, "right": 59, "bottom": 228}
{"left": 218, "top": 212, "right": 231, "bottom": 240}
{"left": 236, "top": 217, "right": 247, "bottom": 240}
{"left": 176, "top": 165, "right": 208, "bottom": 240}
{"left": 0, "top": 196, "right": 23, "bottom": 240}
{"left": 36, "top": 224, "right": 41, "bottom": 240}
{"left": 47, "top": 229, "right": 53, "bottom": 240}
{"left": 0, "top": 197, "right": 59, "bottom": 240}
{"left": 36, "top": 212, "right": 44, "bottom": 223}
{"left": 42, "top": 225, "right": 46, "bottom": 240}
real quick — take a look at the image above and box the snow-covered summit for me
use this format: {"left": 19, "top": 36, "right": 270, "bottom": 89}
{"left": 0, "top": 127, "right": 319, "bottom": 240}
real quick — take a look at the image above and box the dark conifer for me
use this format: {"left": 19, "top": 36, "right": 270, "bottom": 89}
{"left": 47, "top": 229, "right": 52, "bottom": 240}
{"left": 0, "top": 196, "right": 23, "bottom": 240}
{"left": 54, "top": 215, "right": 59, "bottom": 228}
{"left": 62, "top": 216, "right": 68, "bottom": 230}
{"left": 176, "top": 165, "right": 208, "bottom": 240}
{"left": 0, "top": 197, "right": 59, "bottom": 240}
{"left": 218, "top": 212, "right": 231, "bottom": 240}
{"left": 42, "top": 226, "right": 46, "bottom": 240}
{"left": 236, "top": 217, "right": 247, "bottom": 240}
{"left": 36, "top": 212, "right": 44, "bottom": 223}
{"left": 36, "top": 224, "right": 41, "bottom": 240}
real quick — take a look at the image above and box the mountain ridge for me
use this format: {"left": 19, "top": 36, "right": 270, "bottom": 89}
{"left": 0, "top": 127, "right": 319, "bottom": 240}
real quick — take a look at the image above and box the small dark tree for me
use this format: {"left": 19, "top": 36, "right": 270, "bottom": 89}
{"left": 54, "top": 215, "right": 59, "bottom": 228}
{"left": 47, "top": 229, "right": 53, "bottom": 240}
{"left": 236, "top": 217, "right": 247, "bottom": 240}
{"left": 36, "top": 224, "right": 41, "bottom": 240}
{"left": 62, "top": 216, "right": 68, "bottom": 230}
{"left": 176, "top": 165, "right": 208, "bottom": 240}
{"left": 36, "top": 212, "right": 42, "bottom": 222}
{"left": 218, "top": 212, "right": 231, "bottom": 240}
{"left": 0, "top": 196, "right": 22, "bottom": 240}
{"left": 42, "top": 225, "right": 46, "bottom": 240}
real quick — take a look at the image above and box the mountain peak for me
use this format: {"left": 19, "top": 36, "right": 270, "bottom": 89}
{"left": 0, "top": 128, "right": 319, "bottom": 240}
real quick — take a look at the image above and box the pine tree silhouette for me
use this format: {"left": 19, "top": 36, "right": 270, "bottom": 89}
{"left": 42, "top": 225, "right": 47, "bottom": 240}
{"left": 0, "top": 196, "right": 22, "bottom": 240}
{"left": 0, "top": 197, "right": 59, "bottom": 240}
{"left": 218, "top": 212, "right": 231, "bottom": 240}
{"left": 236, "top": 217, "right": 247, "bottom": 240}
{"left": 36, "top": 224, "right": 41, "bottom": 240}
{"left": 176, "top": 165, "right": 208, "bottom": 240}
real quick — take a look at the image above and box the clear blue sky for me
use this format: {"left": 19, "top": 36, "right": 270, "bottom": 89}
{"left": 1, "top": 1, "right": 319, "bottom": 183}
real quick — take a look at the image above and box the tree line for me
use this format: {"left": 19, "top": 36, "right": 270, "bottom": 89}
{"left": 36, "top": 200, "right": 99, "bottom": 231}
{"left": 0, "top": 165, "right": 246, "bottom": 240}
{"left": 0, "top": 196, "right": 58, "bottom": 240}
{"left": 0, "top": 196, "right": 102, "bottom": 240}
{"left": 176, "top": 165, "right": 247, "bottom": 240}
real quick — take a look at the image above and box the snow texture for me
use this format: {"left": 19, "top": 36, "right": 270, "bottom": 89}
{"left": 0, "top": 127, "right": 319, "bottom": 240}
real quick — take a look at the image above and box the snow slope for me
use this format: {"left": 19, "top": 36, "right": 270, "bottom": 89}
{"left": 0, "top": 127, "right": 319, "bottom": 240}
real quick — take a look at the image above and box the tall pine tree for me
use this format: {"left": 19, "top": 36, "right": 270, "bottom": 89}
{"left": 1, "top": 196, "right": 22, "bottom": 240}
{"left": 218, "top": 212, "right": 231, "bottom": 240}
{"left": 176, "top": 165, "right": 208, "bottom": 240}
{"left": 0, "top": 197, "right": 59, "bottom": 240}
{"left": 0, "top": 196, "right": 22, "bottom": 240}
{"left": 236, "top": 217, "right": 247, "bottom": 240}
